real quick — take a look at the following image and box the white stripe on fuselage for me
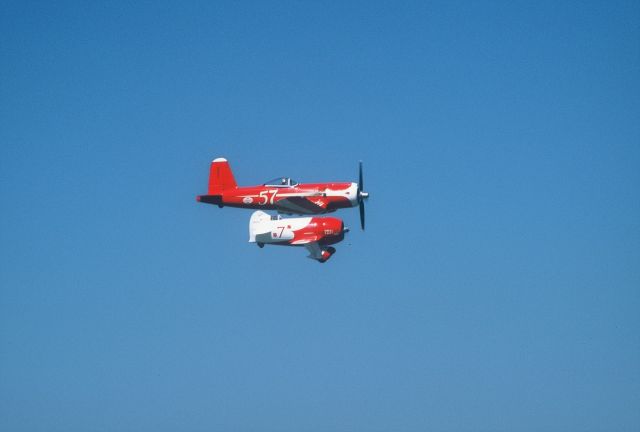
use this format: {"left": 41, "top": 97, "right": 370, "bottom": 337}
{"left": 239, "top": 183, "right": 358, "bottom": 206}
{"left": 237, "top": 192, "right": 322, "bottom": 198}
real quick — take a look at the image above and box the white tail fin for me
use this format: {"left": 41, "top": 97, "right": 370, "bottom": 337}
{"left": 249, "top": 211, "right": 272, "bottom": 242}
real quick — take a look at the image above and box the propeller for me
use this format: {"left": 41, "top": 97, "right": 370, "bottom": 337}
{"left": 357, "top": 161, "right": 369, "bottom": 230}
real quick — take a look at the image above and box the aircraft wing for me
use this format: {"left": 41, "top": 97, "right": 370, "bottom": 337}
{"left": 275, "top": 196, "right": 327, "bottom": 214}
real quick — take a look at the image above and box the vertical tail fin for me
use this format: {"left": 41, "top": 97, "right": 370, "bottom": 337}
{"left": 208, "top": 157, "right": 237, "bottom": 193}
{"left": 249, "top": 210, "right": 271, "bottom": 242}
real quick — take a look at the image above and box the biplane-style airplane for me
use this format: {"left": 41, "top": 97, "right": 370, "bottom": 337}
{"left": 249, "top": 210, "right": 348, "bottom": 263}
{"left": 196, "top": 158, "right": 369, "bottom": 229}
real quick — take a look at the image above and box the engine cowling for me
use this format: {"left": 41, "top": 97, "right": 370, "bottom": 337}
{"left": 295, "top": 217, "right": 346, "bottom": 245}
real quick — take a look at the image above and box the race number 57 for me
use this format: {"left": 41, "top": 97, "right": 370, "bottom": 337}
{"left": 259, "top": 189, "right": 278, "bottom": 205}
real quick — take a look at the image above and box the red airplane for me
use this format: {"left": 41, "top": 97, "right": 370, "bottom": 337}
{"left": 196, "top": 158, "right": 369, "bottom": 229}
{"left": 249, "top": 210, "right": 348, "bottom": 263}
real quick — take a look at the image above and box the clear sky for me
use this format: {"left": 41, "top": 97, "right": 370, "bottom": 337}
{"left": 1, "top": 1, "right": 639, "bottom": 431}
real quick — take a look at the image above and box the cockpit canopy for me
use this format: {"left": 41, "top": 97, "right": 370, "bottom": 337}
{"left": 263, "top": 177, "right": 298, "bottom": 187}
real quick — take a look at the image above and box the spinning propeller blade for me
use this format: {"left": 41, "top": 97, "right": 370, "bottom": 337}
{"left": 357, "top": 161, "right": 369, "bottom": 230}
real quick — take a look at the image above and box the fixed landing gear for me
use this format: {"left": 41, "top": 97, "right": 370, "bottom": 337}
{"left": 318, "top": 247, "right": 336, "bottom": 263}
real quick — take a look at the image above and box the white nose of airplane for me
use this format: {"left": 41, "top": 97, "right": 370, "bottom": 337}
{"left": 349, "top": 182, "right": 359, "bottom": 206}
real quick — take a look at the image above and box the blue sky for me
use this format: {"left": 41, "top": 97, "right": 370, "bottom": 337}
{"left": 1, "top": 1, "right": 639, "bottom": 430}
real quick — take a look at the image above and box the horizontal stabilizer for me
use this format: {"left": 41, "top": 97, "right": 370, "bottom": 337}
{"left": 196, "top": 195, "right": 223, "bottom": 205}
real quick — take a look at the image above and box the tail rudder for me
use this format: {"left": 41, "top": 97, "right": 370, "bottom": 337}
{"left": 249, "top": 210, "right": 271, "bottom": 242}
{"left": 208, "top": 157, "right": 237, "bottom": 193}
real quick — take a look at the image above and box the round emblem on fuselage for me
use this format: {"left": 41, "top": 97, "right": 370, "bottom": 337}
{"left": 243, "top": 197, "right": 253, "bottom": 204}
